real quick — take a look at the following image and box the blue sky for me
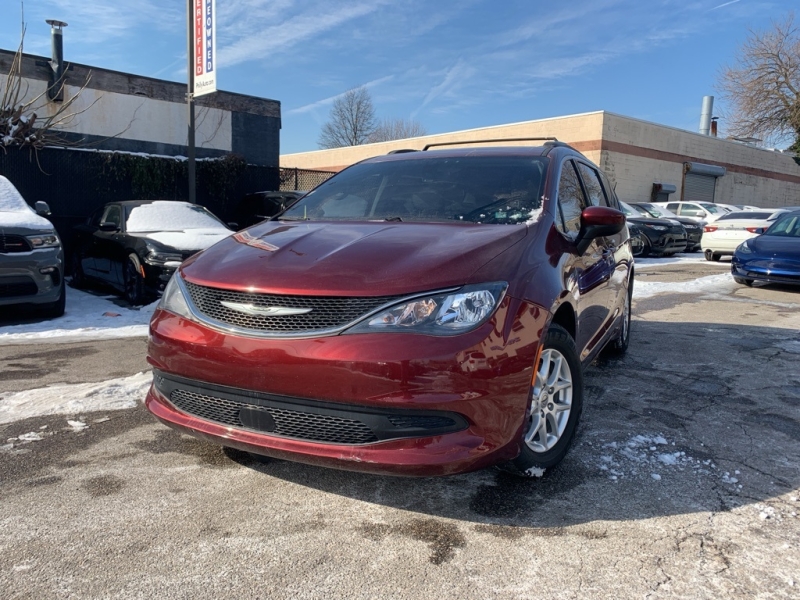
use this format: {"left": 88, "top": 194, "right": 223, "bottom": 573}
{"left": 0, "top": 0, "right": 795, "bottom": 153}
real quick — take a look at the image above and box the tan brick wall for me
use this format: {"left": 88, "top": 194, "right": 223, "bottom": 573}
{"left": 281, "top": 111, "right": 800, "bottom": 208}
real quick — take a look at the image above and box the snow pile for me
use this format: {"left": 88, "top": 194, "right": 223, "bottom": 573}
{"left": 632, "top": 272, "right": 737, "bottom": 300}
{"left": 126, "top": 201, "right": 228, "bottom": 233}
{"left": 0, "top": 372, "right": 152, "bottom": 424}
{"left": 141, "top": 228, "right": 230, "bottom": 251}
{"left": 635, "top": 254, "right": 727, "bottom": 268}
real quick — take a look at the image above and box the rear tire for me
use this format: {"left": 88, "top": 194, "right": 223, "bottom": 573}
{"left": 500, "top": 323, "right": 584, "bottom": 477}
{"left": 70, "top": 252, "right": 86, "bottom": 289}
{"left": 704, "top": 249, "right": 721, "bottom": 262}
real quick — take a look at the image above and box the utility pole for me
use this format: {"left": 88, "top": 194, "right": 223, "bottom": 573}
{"left": 186, "top": 0, "right": 196, "bottom": 204}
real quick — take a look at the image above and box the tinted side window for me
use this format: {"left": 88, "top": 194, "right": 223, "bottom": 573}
{"left": 576, "top": 163, "right": 609, "bottom": 207}
{"left": 555, "top": 160, "right": 586, "bottom": 239}
{"left": 101, "top": 205, "right": 121, "bottom": 227}
{"left": 88, "top": 208, "right": 104, "bottom": 227}
{"left": 666, "top": 203, "right": 679, "bottom": 212}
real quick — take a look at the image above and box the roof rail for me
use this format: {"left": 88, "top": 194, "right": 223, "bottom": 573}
{"left": 387, "top": 149, "right": 418, "bottom": 154}
{"left": 422, "top": 137, "right": 559, "bottom": 151}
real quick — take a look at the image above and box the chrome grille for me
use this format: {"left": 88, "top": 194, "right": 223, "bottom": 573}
{"left": 170, "top": 388, "right": 379, "bottom": 444}
{"left": 184, "top": 280, "right": 404, "bottom": 333}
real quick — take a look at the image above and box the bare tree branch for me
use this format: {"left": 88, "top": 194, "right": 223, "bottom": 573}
{"left": 367, "top": 117, "right": 427, "bottom": 143}
{"left": 318, "top": 86, "right": 377, "bottom": 148}
{"left": 717, "top": 12, "right": 800, "bottom": 149}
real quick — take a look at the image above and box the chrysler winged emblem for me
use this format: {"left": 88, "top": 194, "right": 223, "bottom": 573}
{"left": 219, "top": 301, "right": 312, "bottom": 316}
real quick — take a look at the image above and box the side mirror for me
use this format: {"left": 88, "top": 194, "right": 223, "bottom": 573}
{"left": 99, "top": 221, "right": 119, "bottom": 232}
{"left": 575, "top": 206, "right": 626, "bottom": 254}
{"left": 227, "top": 222, "right": 239, "bottom": 230}
{"left": 35, "top": 201, "right": 51, "bottom": 216}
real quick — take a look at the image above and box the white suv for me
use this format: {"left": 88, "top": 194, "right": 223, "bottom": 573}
{"left": 656, "top": 201, "right": 730, "bottom": 223}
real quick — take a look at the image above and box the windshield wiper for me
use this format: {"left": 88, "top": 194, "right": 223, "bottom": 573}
{"left": 384, "top": 216, "right": 403, "bottom": 222}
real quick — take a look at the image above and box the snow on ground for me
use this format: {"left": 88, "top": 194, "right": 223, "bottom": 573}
{"left": 0, "top": 371, "right": 152, "bottom": 425}
{"left": 634, "top": 253, "right": 729, "bottom": 269}
{"left": 0, "top": 287, "right": 158, "bottom": 344}
{"left": 633, "top": 272, "right": 737, "bottom": 300}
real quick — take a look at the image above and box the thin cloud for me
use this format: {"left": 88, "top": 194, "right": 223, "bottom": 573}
{"left": 412, "top": 59, "right": 475, "bottom": 118}
{"left": 286, "top": 75, "right": 394, "bottom": 116}
{"left": 709, "top": 0, "right": 742, "bottom": 10}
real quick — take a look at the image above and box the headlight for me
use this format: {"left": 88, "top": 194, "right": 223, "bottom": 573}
{"left": 146, "top": 244, "right": 183, "bottom": 265}
{"left": 345, "top": 282, "right": 507, "bottom": 336}
{"left": 737, "top": 240, "right": 753, "bottom": 254}
{"left": 643, "top": 224, "right": 667, "bottom": 231}
{"left": 26, "top": 232, "right": 61, "bottom": 248}
{"left": 158, "top": 274, "right": 194, "bottom": 320}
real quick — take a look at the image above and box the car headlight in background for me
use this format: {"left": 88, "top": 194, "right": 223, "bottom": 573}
{"left": 158, "top": 274, "right": 194, "bottom": 320}
{"left": 26, "top": 232, "right": 61, "bottom": 248}
{"left": 346, "top": 282, "right": 507, "bottom": 336}
{"left": 146, "top": 244, "right": 183, "bottom": 265}
{"left": 643, "top": 224, "right": 667, "bottom": 231}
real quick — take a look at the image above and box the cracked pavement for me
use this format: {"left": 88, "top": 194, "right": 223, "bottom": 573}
{"left": 1, "top": 261, "right": 799, "bottom": 599}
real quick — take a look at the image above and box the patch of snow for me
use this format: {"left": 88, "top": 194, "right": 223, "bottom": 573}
{"left": 635, "top": 254, "right": 726, "bottom": 269}
{"left": 633, "top": 273, "right": 737, "bottom": 300}
{"left": 651, "top": 473, "right": 661, "bottom": 481}
{"left": 591, "top": 434, "right": 700, "bottom": 481}
{"left": 0, "top": 287, "right": 158, "bottom": 344}
{"left": 523, "top": 466, "right": 545, "bottom": 478}
{"left": 126, "top": 201, "right": 228, "bottom": 233}
{"left": 0, "top": 372, "right": 151, "bottom": 424}
{"left": 67, "top": 419, "right": 88, "bottom": 432}
{"left": 18, "top": 432, "right": 44, "bottom": 442}
{"left": 141, "top": 229, "right": 230, "bottom": 251}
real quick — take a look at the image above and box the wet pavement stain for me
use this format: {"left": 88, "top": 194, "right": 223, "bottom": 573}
{"left": 359, "top": 518, "right": 466, "bottom": 565}
{"left": 474, "top": 523, "right": 607, "bottom": 540}
{"left": 469, "top": 466, "right": 588, "bottom": 520}
{"left": 750, "top": 413, "right": 800, "bottom": 441}
{"left": 82, "top": 474, "right": 125, "bottom": 497}
{"left": 26, "top": 475, "right": 63, "bottom": 487}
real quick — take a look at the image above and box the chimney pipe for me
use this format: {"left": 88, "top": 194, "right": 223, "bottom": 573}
{"left": 710, "top": 117, "right": 718, "bottom": 137}
{"left": 46, "top": 19, "right": 68, "bottom": 102}
{"left": 699, "top": 95, "right": 714, "bottom": 135}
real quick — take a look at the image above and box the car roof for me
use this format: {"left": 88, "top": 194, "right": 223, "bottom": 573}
{"left": 361, "top": 145, "right": 574, "bottom": 165}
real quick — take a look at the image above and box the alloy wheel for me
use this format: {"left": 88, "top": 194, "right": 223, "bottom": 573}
{"left": 524, "top": 348, "right": 573, "bottom": 453}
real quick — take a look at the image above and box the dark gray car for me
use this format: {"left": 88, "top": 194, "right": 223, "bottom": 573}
{"left": 0, "top": 176, "right": 65, "bottom": 318}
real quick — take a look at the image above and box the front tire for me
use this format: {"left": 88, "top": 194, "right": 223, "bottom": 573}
{"left": 42, "top": 278, "right": 66, "bottom": 319}
{"left": 124, "top": 254, "right": 146, "bottom": 306}
{"left": 70, "top": 252, "right": 87, "bottom": 289}
{"left": 502, "top": 323, "right": 584, "bottom": 476}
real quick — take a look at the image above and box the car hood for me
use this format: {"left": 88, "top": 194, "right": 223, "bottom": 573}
{"left": 180, "top": 221, "right": 529, "bottom": 296}
{"left": 747, "top": 234, "right": 800, "bottom": 257}
{"left": 134, "top": 228, "right": 232, "bottom": 253}
{"left": 0, "top": 210, "right": 54, "bottom": 233}
{"left": 625, "top": 216, "right": 680, "bottom": 227}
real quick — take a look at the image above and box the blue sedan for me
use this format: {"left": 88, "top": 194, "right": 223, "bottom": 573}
{"left": 731, "top": 209, "right": 800, "bottom": 287}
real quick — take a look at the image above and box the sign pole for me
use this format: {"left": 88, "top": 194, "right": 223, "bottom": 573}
{"left": 186, "top": 0, "right": 196, "bottom": 204}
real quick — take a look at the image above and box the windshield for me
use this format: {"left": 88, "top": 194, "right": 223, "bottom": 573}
{"left": 280, "top": 155, "right": 548, "bottom": 225}
{"left": 636, "top": 203, "right": 675, "bottom": 218}
{"left": 618, "top": 201, "right": 637, "bottom": 217}
{"left": 699, "top": 203, "right": 724, "bottom": 214}
{"left": 126, "top": 201, "right": 227, "bottom": 232}
{"left": 764, "top": 214, "right": 800, "bottom": 237}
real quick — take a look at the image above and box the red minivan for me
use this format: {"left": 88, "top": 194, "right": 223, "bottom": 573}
{"left": 146, "top": 141, "right": 633, "bottom": 477}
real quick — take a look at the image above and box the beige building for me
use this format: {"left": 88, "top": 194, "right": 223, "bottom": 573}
{"left": 281, "top": 111, "right": 800, "bottom": 208}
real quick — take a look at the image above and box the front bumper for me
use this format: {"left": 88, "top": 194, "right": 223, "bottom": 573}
{"left": 0, "top": 247, "right": 64, "bottom": 307}
{"left": 731, "top": 257, "right": 800, "bottom": 286}
{"left": 146, "top": 296, "right": 548, "bottom": 476}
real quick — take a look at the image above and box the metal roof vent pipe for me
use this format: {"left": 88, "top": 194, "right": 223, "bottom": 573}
{"left": 698, "top": 95, "right": 714, "bottom": 135}
{"left": 46, "top": 19, "right": 68, "bottom": 102}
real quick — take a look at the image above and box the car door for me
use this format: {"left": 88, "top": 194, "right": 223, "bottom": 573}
{"left": 92, "top": 204, "right": 124, "bottom": 286}
{"left": 555, "top": 159, "right": 615, "bottom": 360}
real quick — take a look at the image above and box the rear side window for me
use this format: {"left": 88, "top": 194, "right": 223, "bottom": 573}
{"left": 555, "top": 160, "right": 586, "bottom": 239}
{"left": 576, "top": 163, "right": 609, "bottom": 207}
{"left": 666, "top": 203, "right": 680, "bottom": 212}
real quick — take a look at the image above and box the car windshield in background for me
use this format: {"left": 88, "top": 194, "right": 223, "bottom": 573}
{"left": 126, "top": 201, "right": 227, "bottom": 232}
{"left": 280, "top": 155, "right": 548, "bottom": 225}
{"left": 765, "top": 214, "right": 800, "bottom": 237}
{"left": 700, "top": 203, "right": 725, "bottom": 214}
{"left": 637, "top": 203, "right": 675, "bottom": 218}
{"left": 618, "top": 201, "right": 637, "bottom": 217}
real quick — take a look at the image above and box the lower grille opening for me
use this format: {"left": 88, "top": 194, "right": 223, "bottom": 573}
{"left": 155, "top": 371, "right": 468, "bottom": 445}
{"left": 0, "top": 276, "right": 38, "bottom": 298}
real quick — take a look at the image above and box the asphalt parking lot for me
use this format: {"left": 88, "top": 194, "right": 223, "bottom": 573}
{"left": 1, "top": 259, "right": 799, "bottom": 599}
